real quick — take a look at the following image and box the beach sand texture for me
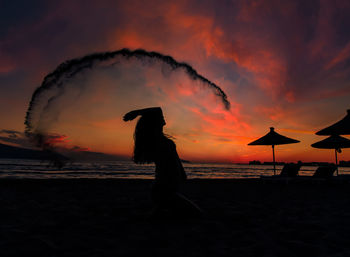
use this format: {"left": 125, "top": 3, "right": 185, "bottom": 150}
{"left": 1, "top": 179, "right": 350, "bottom": 257}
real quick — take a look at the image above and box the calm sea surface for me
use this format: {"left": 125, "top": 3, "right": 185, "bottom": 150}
{"left": 1, "top": 159, "right": 350, "bottom": 179}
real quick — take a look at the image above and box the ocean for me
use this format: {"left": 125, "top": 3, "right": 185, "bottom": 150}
{"left": 1, "top": 159, "right": 350, "bottom": 179}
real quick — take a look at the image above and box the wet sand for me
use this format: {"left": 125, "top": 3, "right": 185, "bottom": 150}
{"left": 1, "top": 178, "right": 350, "bottom": 257}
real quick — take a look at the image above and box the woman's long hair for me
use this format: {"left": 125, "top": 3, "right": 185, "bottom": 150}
{"left": 133, "top": 115, "right": 166, "bottom": 163}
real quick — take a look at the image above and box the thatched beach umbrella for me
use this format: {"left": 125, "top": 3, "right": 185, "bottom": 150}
{"left": 316, "top": 109, "right": 350, "bottom": 135}
{"left": 248, "top": 127, "right": 300, "bottom": 175}
{"left": 311, "top": 135, "right": 350, "bottom": 175}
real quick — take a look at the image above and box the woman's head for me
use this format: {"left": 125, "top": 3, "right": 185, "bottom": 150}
{"left": 123, "top": 107, "right": 166, "bottom": 163}
{"left": 134, "top": 109, "right": 165, "bottom": 139}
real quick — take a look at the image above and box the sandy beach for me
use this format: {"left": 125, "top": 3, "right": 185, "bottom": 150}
{"left": 2, "top": 178, "right": 350, "bottom": 257}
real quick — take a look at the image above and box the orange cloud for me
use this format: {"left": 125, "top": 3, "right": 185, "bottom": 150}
{"left": 107, "top": 0, "right": 293, "bottom": 117}
{"left": 279, "top": 128, "right": 315, "bottom": 135}
{"left": 254, "top": 105, "right": 285, "bottom": 122}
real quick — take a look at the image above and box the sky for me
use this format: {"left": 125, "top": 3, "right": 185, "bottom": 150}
{"left": 1, "top": 0, "right": 350, "bottom": 163}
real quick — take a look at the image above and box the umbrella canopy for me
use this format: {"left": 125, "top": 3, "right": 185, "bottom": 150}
{"left": 248, "top": 127, "right": 300, "bottom": 146}
{"left": 316, "top": 109, "right": 350, "bottom": 135}
{"left": 311, "top": 135, "right": 350, "bottom": 175}
{"left": 311, "top": 134, "right": 350, "bottom": 149}
{"left": 248, "top": 127, "right": 300, "bottom": 175}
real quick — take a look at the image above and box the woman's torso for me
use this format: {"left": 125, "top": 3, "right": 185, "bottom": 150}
{"left": 154, "top": 137, "right": 186, "bottom": 190}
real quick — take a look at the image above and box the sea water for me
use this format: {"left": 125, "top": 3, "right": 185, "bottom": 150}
{"left": 1, "top": 159, "right": 350, "bottom": 179}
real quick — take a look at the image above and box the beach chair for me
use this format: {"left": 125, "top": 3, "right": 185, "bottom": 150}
{"left": 312, "top": 165, "right": 336, "bottom": 178}
{"left": 260, "top": 163, "right": 301, "bottom": 184}
{"left": 279, "top": 163, "right": 301, "bottom": 177}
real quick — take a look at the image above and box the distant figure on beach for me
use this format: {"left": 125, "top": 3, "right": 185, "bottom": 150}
{"left": 123, "top": 107, "right": 201, "bottom": 218}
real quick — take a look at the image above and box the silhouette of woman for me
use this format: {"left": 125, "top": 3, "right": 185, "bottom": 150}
{"left": 123, "top": 107, "right": 201, "bottom": 218}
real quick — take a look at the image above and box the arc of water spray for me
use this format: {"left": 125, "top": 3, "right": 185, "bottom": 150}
{"left": 25, "top": 48, "right": 231, "bottom": 145}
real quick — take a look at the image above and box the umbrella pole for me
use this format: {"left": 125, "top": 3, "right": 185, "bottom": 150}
{"left": 335, "top": 149, "right": 339, "bottom": 176}
{"left": 272, "top": 145, "right": 276, "bottom": 175}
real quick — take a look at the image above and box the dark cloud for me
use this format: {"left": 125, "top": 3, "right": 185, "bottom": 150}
{"left": 0, "top": 129, "right": 22, "bottom": 138}
{"left": 0, "top": 129, "right": 32, "bottom": 148}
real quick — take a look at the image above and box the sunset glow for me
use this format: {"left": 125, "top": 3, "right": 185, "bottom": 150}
{"left": 1, "top": 0, "right": 350, "bottom": 163}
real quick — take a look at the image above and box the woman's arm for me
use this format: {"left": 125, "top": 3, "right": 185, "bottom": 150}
{"left": 123, "top": 107, "right": 162, "bottom": 121}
